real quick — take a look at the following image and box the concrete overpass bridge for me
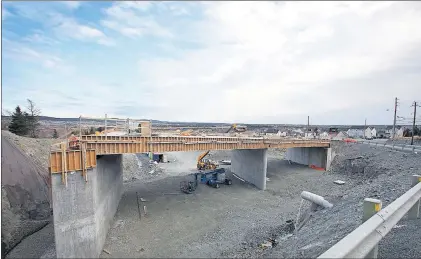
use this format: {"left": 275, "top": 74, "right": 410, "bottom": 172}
{"left": 49, "top": 135, "right": 331, "bottom": 258}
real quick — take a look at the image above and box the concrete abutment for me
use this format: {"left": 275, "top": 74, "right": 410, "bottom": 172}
{"left": 231, "top": 149, "right": 268, "bottom": 190}
{"left": 51, "top": 155, "right": 123, "bottom": 258}
{"left": 285, "top": 147, "right": 332, "bottom": 170}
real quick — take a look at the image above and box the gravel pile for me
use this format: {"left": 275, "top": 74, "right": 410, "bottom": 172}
{"left": 264, "top": 141, "right": 421, "bottom": 258}
{"left": 330, "top": 142, "right": 420, "bottom": 182}
{"left": 1, "top": 130, "right": 60, "bottom": 172}
{"left": 1, "top": 131, "right": 56, "bottom": 256}
{"left": 122, "top": 153, "right": 164, "bottom": 183}
{"left": 199, "top": 141, "right": 421, "bottom": 259}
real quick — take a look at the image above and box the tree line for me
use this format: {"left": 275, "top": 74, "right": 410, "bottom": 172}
{"left": 7, "top": 99, "right": 41, "bottom": 138}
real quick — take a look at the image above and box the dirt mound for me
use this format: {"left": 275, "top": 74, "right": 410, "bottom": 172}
{"left": 329, "top": 141, "right": 420, "bottom": 182}
{"left": 1, "top": 133, "right": 54, "bottom": 256}
{"left": 1, "top": 130, "right": 58, "bottom": 171}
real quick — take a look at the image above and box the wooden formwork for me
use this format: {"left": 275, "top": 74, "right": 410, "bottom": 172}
{"left": 49, "top": 135, "right": 331, "bottom": 176}
{"left": 49, "top": 150, "right": 96, "bottom": 172}
{"left": 79, "top": 135, "right": 330, "bottom": 155}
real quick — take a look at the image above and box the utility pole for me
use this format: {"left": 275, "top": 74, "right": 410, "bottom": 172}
{"left": 392, "top": 97, "right": 398, "bottom": 139}
{"left": 307, "top": 116, "right": 310, "bottom": 128}
{"left": 411, "top": 101, "right": 417, "bottom": 145}
{"left": 365, "top": 118, "right": 367, "bottom": 127}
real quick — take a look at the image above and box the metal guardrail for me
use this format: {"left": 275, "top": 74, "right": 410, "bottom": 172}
{"left": 318, "top": 175, "right": 421, "bottom": 258}
{"left": 358, "top": 140, "right": 421, "bottom": 153}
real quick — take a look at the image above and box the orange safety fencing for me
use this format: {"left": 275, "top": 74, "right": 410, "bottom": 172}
{"left": 343, "top": 138, "right": 357, "bottom": 143}
{"left": 310, "top": 164, "right": 325, "bottom": 171}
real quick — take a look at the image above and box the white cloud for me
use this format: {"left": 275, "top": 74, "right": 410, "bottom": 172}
{"left": 3, "top": 1, "right": 421, "bottom": 124}
{"left": 23, "top": 31, "right": 60, "bottom": 45}
{"left": 3, "top": 40, "right": 64, "bottom": 69}
{"left": 132, "top": 1, "right": 421, "bottom": 123}
{"left": 60, "top": 1, "right": 81, "bottom": 10}
{"left": 53, "top": 17, "right": 115, "bottom": 46}
{"left": 101, "top": 2, "right": 173, "bottom": 38}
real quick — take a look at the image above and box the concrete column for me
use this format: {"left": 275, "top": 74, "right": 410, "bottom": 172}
{"left": 285, "top": 147, "right": 332, "bottom": 170}
{"left": 231, "top": 149, "right": 267, "bottom": 190}
{"left": 51, "top": 155, "right": 123, "bottom": 258}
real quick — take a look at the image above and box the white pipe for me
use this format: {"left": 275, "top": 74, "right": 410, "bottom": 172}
{"left": 301, "top": 191, "right": 333, "bottom": 209}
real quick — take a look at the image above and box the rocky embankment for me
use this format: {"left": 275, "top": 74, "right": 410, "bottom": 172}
{"left": 1, "top": 131, "right": 60, "bottom": 256}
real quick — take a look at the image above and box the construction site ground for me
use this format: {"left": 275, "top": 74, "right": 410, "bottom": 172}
{"left": 5, "top": 142, "right": 421, "bottom": 258}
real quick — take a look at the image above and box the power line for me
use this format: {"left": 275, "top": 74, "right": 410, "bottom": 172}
{"left": 411, "top": 101, "right": 418, "bottom": 145}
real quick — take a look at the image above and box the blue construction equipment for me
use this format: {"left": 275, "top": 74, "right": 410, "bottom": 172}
{"left": 180, "top": 168, "right": 232, "bottom": 193}
{"left": 198, "top": 168, "right": 232, "bottom": 189}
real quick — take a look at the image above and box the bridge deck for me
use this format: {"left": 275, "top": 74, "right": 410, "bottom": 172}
{"left": 49, "top": 135, "right": 330, "bottom": 177}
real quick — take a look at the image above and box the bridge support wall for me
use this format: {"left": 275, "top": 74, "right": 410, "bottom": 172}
{"left": 51, "top": 155, "right": 123, "bottom": 258}
{"left": 231, "top": 149, "right": 268, "bottom": 190}
{"left": 285, "top": 147, "right": 332, "bottom": 170}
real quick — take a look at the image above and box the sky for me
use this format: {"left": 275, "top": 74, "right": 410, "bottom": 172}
{"left": 1, "top": 1, "right": 421, "bottom": 125}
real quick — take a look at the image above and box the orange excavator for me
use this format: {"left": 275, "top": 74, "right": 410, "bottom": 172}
{"left": 226, "top": 124, "right": 247, "bottom": 133}
{"left": 180, "top": 129, "right": 193, "bottom": 136}
{"left": 197, "top": 150, "right": 218, "bottom": 170}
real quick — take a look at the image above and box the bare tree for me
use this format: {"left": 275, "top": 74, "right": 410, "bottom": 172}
{"left": 26, "top": 99, "right": 41, "bottom": 117}
{"left": 26, "top": 99, "right": 41, "bottom": 138}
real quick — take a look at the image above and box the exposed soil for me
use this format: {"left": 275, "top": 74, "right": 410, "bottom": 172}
{"left": 5, "top": 140, "right": 421, "bottom": 258}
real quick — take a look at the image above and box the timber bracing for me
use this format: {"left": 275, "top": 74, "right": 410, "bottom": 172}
{"left": 49, "top": 135, "right": 330, "bottom": 174}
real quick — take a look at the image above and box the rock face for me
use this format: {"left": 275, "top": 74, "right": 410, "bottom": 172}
{"left": 1, "top": 136, "right": 52, "bottom": 256}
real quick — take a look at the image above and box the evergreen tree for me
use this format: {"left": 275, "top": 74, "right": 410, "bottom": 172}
{"left": 8, "top": 106, "right": 29, "bottom": 136}
{"left": 53, "top": 129, "right": 59, "bottom": 138}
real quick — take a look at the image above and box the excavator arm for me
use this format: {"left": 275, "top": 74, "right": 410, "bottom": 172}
{"left": 197, "top": 150, "right": 218, "bottom": 170}
{"left": 197, "top": 150, "right": 210, "bottom": 163}
{"left": 226, "top": 124, "right": 236, "bottom": 133}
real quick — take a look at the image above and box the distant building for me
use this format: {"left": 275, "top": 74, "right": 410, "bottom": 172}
{"left": 377, "top": 129, "right": 387, "bottom": 138}
{"left": 332, "top": 131, "right": 348, "bottom": 140}
{"left": 347, "top": 126, "right": 365, "bottom": 138}
{"left": 293, "top": 128, "right": 304, "bottom": 134}
{"left": 328, "top": 127, "right": 339, "bottom": 133}
{"left": 305, "top": 132, "right": 315, "bottom": 138}
{"left": 371, "top": 128, "right": 377, "bottom": 138}
{"left": 265, "top": 128, "right": 279, "bottom": 136}
{"left": 396, "top": 127, "right": 404, "bottom": 138}
{"left": 364, "top": 127, "right": 373, "bottom": 139}
{"left": 320, "top": 132, "right": 330, "bottom": 139}
{"left": 385, "top": 126, "right": 405, "bottom": 138}
{"left": 277, "top": 131, "right": 287, "bottom": 137}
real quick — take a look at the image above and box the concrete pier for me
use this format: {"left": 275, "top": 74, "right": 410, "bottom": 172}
{"left": 285, "top": 147, "right": 332, "bottom": 170}
{"left": 231, "top": 149, "right": 268, "bottom": 190}
{"left": 51, "top": 155, "right": 123, "bottom": 258}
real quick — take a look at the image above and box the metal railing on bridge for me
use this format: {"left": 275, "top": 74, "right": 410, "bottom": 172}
{"left": 318, "top": 175, "right": 421, "bottom": 258}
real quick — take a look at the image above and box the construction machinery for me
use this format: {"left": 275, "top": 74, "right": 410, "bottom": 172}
{"left": 199, "top": 168, "right": 232, "bottom": 188}
{"left": 197, "top": 150, "right": 218, "bottom": 170}
{"left": 68, "top": 135, "right": 80, "bottom": 150}
{"left": 180, "top": 174, "right": 199, "bottom": 194}
{"left": 180, "top": 168, "right": 232, "bottom": 193}
{"left": 226, "top": 124, "right": 247, "bottom": 133}
{"left": 180, "top": 129, "right": 193, "bottom": 136}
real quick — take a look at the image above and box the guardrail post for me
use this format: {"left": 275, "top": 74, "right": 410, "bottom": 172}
{"left": 408, "top": 175, "right": 421, "bottom": 219}
{"left": 363, "top": 198, "right": 382, "bottom": 258}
